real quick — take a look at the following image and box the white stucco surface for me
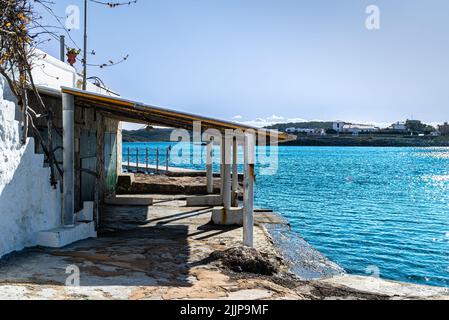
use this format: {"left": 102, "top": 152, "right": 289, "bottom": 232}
{"left": 0, "top": 50, "right": 116, "bottom": 259}
{"left": 31, "top": 49, "right": 117, "bottom": 95}
{"left": 0, "top": 76, "right": 62, "bottom": 258}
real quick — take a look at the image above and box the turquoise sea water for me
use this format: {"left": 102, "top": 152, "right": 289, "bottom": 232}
{"left": 123, "top": 143, "right": 449, "bottom": 287}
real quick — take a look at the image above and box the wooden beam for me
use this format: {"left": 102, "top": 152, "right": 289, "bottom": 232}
{"left": 61, "top": 87, "right": 290, "bottom": 141}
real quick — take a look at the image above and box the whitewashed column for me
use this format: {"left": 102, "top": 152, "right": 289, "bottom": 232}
{"left": 243, "top": 131, "right": 256, "bottom": 247}
{"left": 220, "top": 136, "right": 224, "bottom": 196}
{"left": 62, "top": 93, "right": 75, "bottom": 227}
{"left": 206, "top": 138, "right": 213, "bottom": 194}
{"left": 222, "top": 136, "right": 232, "bottom": 209}
{"left": 232, "top": 137, "right": 239, "bottom": 206}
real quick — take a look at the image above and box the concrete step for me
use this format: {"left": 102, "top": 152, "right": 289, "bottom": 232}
{"left": 211, "top": 207, "right": 243, "bottom": 225}
{"left": 186, "top": 194, "right": 222, "bottom": 207}
{"left": 104, "top": 195, "right": 154, "bottom": 206}
{"left": 36, "top": 222, "right": 96, "bottom": 248}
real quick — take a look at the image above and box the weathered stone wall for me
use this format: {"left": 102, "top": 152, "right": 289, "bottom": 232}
{"left": 28, "top": 93, "right": 121, "bottom": 210}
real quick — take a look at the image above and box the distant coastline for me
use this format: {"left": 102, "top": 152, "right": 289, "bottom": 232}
{"left": 123, "top": 128, "right": 449, "bottom": 147}
{"left": 268, "top": 120, "right": 449, "bottom": 147}
{"left": 122, "top": 128, "right": 175, "bottom": 142}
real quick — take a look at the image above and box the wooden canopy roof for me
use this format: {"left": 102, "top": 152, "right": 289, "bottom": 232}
{"left": 45, "top": 86, "right": 292, "bottom": 141}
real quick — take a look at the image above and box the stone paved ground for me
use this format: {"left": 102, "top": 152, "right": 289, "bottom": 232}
{"left": 0, "top": 197, "right": 448, "bottom": 300}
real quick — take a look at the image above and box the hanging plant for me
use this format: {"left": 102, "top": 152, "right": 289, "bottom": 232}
{"left": 66, "top": 48, "right": 81, "bottom": 66}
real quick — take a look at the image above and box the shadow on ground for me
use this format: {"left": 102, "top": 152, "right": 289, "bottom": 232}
{"left": 0, "top": 202, "right": 240, "bottom": 288}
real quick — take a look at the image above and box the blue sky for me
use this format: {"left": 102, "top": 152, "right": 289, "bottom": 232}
{"left": 38, "top": 0, "right": 449, "bottom": 129}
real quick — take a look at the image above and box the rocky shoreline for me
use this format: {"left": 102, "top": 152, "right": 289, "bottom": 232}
{"left": 263, "top": 223, "right": 344, "bottom": 279}
{"left": 255, "top": 212, "right": 449, "bottom": 299}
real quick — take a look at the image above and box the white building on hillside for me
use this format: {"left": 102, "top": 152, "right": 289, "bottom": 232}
{"left": 285, "top": 127, "right": 315, "bottom": 134}
{"left": 285, "top": 127, "right": 326, "bottom": 135}
{"left": 332, "top": 121, "right": 345, "bottom": 133}
{"left": 343, "top": 123, "right": 379, "bottom": 134}
{"left": 333, "top": 121, "right": 379, "bottom": 135}
{"left": 390, "top": 122, "right": 407, "bottom": 131}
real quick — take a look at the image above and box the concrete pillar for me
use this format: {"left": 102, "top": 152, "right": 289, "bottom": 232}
{"left": 206, "top": 138, "right": 213, "bottom": 194}
{"left": 222, "top": 136, "right": 232, "bottom": 210}
{"left": 243, "top": 131, "right": 255, "bottom": 247}
{"left": 220, "top": 136, "right": 224, "bottom": 196}
{"left": 62, "top": 93, "right": 75, "bottom": 227}
{"left": 232, "top": 137, "right": 239, "bottom": 206}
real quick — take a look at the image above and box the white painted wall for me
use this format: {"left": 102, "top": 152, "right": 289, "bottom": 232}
{"left": 0, "top": 76, "right": 62, "bottom": 258}
{"left": 333, "top": 121, "right": 345, "bottom": 132}
{"left": 0, "top": 50, "right": 120, "bottom": 258}
{"left": 31, "top": 49, "right": 117, "bottom": 95}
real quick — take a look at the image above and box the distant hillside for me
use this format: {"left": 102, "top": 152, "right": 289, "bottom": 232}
{"left": 122, "top": 128, "right": 175, "bottom": 142}
{"left": 265, "top": 121, "right": 334, "bottom": 131}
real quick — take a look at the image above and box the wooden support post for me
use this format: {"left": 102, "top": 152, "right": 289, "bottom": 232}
{"left": 95, "top": 114, "right": 104, "bottom": 230}
{"left": 127, "top": 146, "right": 130, "bottom": 170}
{"left": 136, "top": 147, "right": 139, "bottom": 171}
{"left": 146, "top": 147, "right": 149, "bottom": 172}
{"left": 62, "top": 93, "right": 75, "bottom": 227}
{"left": 223, "top": 136, "right": 232, "bottom": 210}
{"left": 156, "top": 147, "right": 159, "bottom": 174}
{"left": 232, "top": 137, "right": 239, "bottom": 206}
{"left": 166, "top": 147, "right": 169, "bottom": 172}
{"left": 243, "top": 131, "right": 255, "bottom": 247}
{"left": 220, "top": 137, "right": 225, "bottom": 196}
{"left": 206, "top": 139, "right": 213, "bottom": 194}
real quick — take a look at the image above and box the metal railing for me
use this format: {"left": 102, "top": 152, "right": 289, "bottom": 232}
{"left": 124, "top": 146, "right": 170, "bottom": 174}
